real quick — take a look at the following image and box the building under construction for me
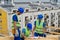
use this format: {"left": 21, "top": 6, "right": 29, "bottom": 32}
{"left": 0, "top": 0, "right": 60, "bottom": 40}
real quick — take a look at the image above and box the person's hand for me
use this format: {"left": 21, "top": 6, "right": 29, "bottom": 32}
{"left": 21, "top": 33, "right": 26, "bottom": 39}
{"left": 32, "top": 34, "right": 34, "bottom": 37}
{"left": 43, "top": 28, "right": 46, "bottom": 33}
{"left": 22, "top": 35, "right": 26, "bottom": 39}
{"left": 15, "top": 30, "right": 19, "bottom": 37}
{"left": 32, "top": 31, "right": 34, "bottom": 37}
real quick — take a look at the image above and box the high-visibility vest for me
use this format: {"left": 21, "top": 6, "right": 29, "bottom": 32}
{"left": 24, "top": 27, "right": 31, "bottom": 37}
{"left": 12, "top": 15, "right": 20, "bottom": 29}
{"left": 35, "top": 19, "right": 43, "bottom": 34}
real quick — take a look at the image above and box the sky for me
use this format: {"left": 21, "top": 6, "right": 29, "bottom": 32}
{"left": 14, "top": 0, "right": 60, "bottom": 2}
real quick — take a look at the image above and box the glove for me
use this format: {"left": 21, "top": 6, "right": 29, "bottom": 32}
{"left": 15, "top": 30, "right": 19, "bottom": 37}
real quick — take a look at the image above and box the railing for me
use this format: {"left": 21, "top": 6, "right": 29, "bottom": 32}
{"left": 4, "top": 1, "right": 12, "bottom": 5}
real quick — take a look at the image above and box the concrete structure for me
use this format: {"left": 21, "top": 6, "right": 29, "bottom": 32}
{"left": 0, "top": 0, "right": 60, "bottom": 13}
{"left": 0, "top": 0, "right": 60, "bottom": 37}
{"left": 0, "top": 0, "right": 15, "bottom": 13}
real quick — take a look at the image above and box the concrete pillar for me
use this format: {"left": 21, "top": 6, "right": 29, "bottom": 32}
{"left": 1, "top": 0, "right": 4, "bottom": 4}
{"left": 11, "top": 0, "right": 14, "bottom": 4}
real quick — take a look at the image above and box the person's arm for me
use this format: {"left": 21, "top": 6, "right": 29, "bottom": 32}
{"left": 43, "top": 22, "right": 46, "bottom": 33}
{"left": 32, "top": 26, "right": 36, "bottom": 37}
{"left": 32, "top": 21, "right": 36, "bottom": 36}
{"left": 33, "top": 25, "right": 36, "bottom": 32}
{"left": 14, "top": 21, "right": 17, "bottom": 30}
{"left": 13, "top": 15, "right": 18, "bottom": 36}
{"left": 13, "top": 15, "right": 18, "bottom": 30}
{"left": 21, "top": 28, "right": 26, "bottom": 38}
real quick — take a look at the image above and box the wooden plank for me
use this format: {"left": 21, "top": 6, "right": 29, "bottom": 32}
{"left": 25, "top": 37, "right": 58, "bottom": 40}
{"left": 0, "top": 35, "right": 14, "bottom": 40}
{"left": 25, "top": 35, "right": 59, "bottom": 40}
{"left": 47, "top": 26, "right": 60, "bottom": 30}
{"left": 49, "top": 32, "right": 60, "bottom": 35}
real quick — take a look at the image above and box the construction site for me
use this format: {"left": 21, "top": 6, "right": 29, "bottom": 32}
{"left": 0, "top": 0, "right": 60, "bottom": 40}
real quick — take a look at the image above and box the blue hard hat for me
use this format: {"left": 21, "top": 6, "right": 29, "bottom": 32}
{"left": 18, "top": 7, "right": 24, "bottom": 13}
{"left": 37, "top": 14, "right": 43, "bottom": 19}
{"left": 27, "top": 23, "right": 32, "bottom": 30}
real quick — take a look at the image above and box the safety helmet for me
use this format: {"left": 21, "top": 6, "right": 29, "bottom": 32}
{"left": 27, "top": 23, "right": 32, "bottom": 30}
{"left": 18, "top": 7, "right": 24, "bottom": 13}
{"left": 37, "top": 14, "right": 43, "bottom": 19}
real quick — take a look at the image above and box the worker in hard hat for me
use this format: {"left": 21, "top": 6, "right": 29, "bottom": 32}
{"left": 32, "top": 14, "right": 46, "bottom": 37}
{"left": 12, "top": 7, "right": 24, "bottom": 40}
{"left": 22, "top": 23, "right": 32, "bottom": 39}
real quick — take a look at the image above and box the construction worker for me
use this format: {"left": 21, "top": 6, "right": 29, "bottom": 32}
{"left": 25, "top": 17, "right": 30, "bottom": 26}
{"left": 22, "top": 23, "right": 32, "bottom": 39}
{"left": 12, "top": 7, "right": 24, "bottom": 40}
{"left": 32, "top": 14, "right": 46, "bottom": 37}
